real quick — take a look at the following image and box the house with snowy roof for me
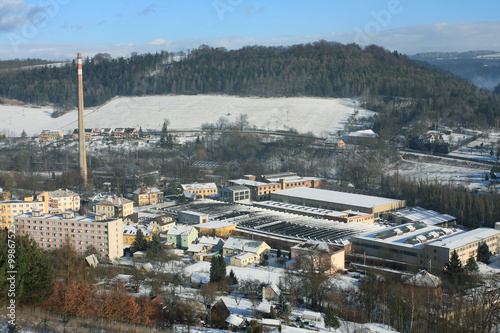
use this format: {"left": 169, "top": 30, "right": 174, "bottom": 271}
{"left": 166, "top": 225, "right": 198, "bottom": 249}
{"left": 132, "top": 186, "right": 164, "bottom": 206}
{"left": 404, "top": 269, "right": 441, "bottom": 288}
{"left": 186, "top": 236, "right": 224, "bottom": 255}
{"left": 262, "top": 282, "right": 281, "bottom": 301}
{"left": 95, "top": 194, "right": 134, "bottom": 218}
{"left": 210, "top": 299, "right": 244, "bottom": 329}
{"left": 123, "top": 224, "right": 158, "bottom": 247}
{"left": 290, "top": 240, "right": 345, "bottom": 274}
{"left": 223, "top": 237, "right": 271, "bottom": 259}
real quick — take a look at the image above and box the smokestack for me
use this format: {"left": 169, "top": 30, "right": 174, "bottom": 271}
{"left": 77, "top": 53, "right": 87, "bottom": 187}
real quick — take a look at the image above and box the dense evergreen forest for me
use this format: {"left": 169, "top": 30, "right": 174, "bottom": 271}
{"left": 0, "top": 58, "right": 59, "bottom": 70}
{"left": 1, "top": 41, "right": 500, "bottom": 130}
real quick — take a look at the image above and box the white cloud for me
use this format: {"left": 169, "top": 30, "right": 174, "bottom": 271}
{"left": 149, "top": 38, "right": 166, "bottom": 45}
{"left": 0, "top": 21, "right": 499, "bottom": 60}
{"left": 0, "top": 0, "right": 35, "bottom": 32}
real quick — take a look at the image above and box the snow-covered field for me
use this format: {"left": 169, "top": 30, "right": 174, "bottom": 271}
{"left": 390, "top": 153, "right": 494, "bottom": 191}
{"left": 0, "top": 95, "right": 374, "bottom": 137}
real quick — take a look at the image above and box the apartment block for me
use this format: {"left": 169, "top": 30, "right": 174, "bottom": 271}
{"left": 37, "top": 189, "right": 80, "bottom": 213}
{"left": 0, "top": 195, "right": 48, "bottom": 229}
{"left": 15, "top": 210, "right": 123, "bottom": 260}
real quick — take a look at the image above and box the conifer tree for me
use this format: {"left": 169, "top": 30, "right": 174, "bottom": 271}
{"left": 147, "top": 234, "right": 163, "bottom": 259}
{"left": 0, "top": 233, "right": 53, "bottom": 306}
{"left": 324, "top": 308, "right": 340, "bottom": 331}
{"left": 444, "top": 250, "right": 464, "bottom": 287}
{"left": 276, "top": 292, "right": 290, "bottom": 318}
{"left": 477, "top": 242, "right": 492, "bottom": 263}
{"left": 209, "top": 255, "right": 226, "bottom": 283}
{"left": 465, "top": 256, "right": 479, "bottom": 273}
{"left": 132, "top": 228, "right": 149, "bottom": 253}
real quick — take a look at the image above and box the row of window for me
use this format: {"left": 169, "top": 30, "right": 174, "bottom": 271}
{"left": 21, "top": 220, "right": 106, "bottom": 228}
{"left": 25, "top": 226, "right": 106, "bottom": 233}
{"left": 25, "top": 230, "right": 108, "bottom": 240}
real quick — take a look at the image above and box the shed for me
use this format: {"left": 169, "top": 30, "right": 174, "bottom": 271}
{"left": 302, "top": 310, "right": 322, "bottom": 322}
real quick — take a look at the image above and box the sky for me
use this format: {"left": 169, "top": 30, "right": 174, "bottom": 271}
{"left": 0, "top": 0, "right": 499, "bottom": 60}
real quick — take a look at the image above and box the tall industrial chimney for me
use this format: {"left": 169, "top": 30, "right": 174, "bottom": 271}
{"left": 77, "top": 53, "right": 87, "bottom": 187}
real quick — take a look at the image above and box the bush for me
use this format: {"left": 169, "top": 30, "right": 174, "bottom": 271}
{"left": 261, "top": 260, "right": 269, "bottom": 266}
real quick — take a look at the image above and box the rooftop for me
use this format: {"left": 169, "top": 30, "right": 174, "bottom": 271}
{"left": 195, "top": 220, "right": 236, "bottom": 229}
{"left": 256, "top": 200, "right": 370, "bottom": 218}
{"left": 426, "top": 227, "right": 500, "bottom": 249}
{"left": 271, "top": 187, "right": 403, "bottom": 208}
{"left": 180, "top": 210, "right": 208, "bottom": 217}
{"left": 223, "top": 237, "right": 267, "bottom": 253}
{"left": 230, "top": 179, "right": 272, "bottom": 187}
{"left": 181, "top": 183, "right": 217, "bottom": 191}
{"left": 15, "top": 212, "right": 120, "bottom": 223}
{"left": 167, "top": 225, "right": 195, "bottom": 236}
{"left": 47, "top": 189, "right": 79, "bottom": 198}
{"left": 220, "top": 185, "right": 249, "bottom": 192}
{"left": 355, "top": 222, "right": 464, "bottom": 249}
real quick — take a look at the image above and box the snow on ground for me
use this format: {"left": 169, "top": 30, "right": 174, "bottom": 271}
{"left": 0, "top": 95, "right": 374, "bottom": 137}
{"left": 184, "top": 261, "right": 286, "bottom": 286}
{"left": 478, "top": 253, "right": 500, "bottom": 275}
{"left": 390, "top": 152, "right": 497, "bottom": 192}
{"left": 448, "top": 131, "right": 500, "bottom": 163}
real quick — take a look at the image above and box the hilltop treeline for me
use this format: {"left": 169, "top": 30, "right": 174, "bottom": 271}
{"left": 0, "top": 52, "right": 169, "bottom": 109}
{"left": 1, "top": 41, "right": 499, "bottom": 129}
{"left": 380, "top": 173, "right": 500, "bottom": 229}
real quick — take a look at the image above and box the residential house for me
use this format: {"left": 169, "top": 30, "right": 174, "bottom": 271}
{"left": 223, "top": 237, "right": 271, "bottom": 259}
{"left": 290, "top": 241, "right": 345, "bottom": 274}
{"left": 132, "top": 186, "right": 164, "bottom": 206}
{"left": 166, "top": 225, "right": 199, "bottom": 249}
{"left": 230, "top": 252, "right": 260, "bottom": 267}
{"left": 95, "top": 195, "right": 134, "bottom": 218}
{"left": 150, "top": 214, "right": 176, "bottom": 233}
{"left": 404, "top": 270, "right": 441, "bottom": 288}
{"left": 123, "top": 224, "right": 158, "bottom": 247}
{"left": 187, "top": 236, "right": 224, "bottom": 260}
{"left": 37, "top": 189, "right": 80, "bottom": 213}
{"left": 262, "top": 282, "right": 281, "bottom": 301}
{"left": 113, "top": 128, "right": 138, "bottom": 138}
{"left": 210, "top": 299, "right": 244, "bottom": 329}
{"left": 0, "top": 187, "right": 10, "bottom": 201}
{"left": 324, "top": 136, "right": 345, "bottom": 148}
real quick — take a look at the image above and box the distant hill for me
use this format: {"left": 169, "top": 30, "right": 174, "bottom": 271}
{"left": 0, "top": 42, "right": 499, "bottom": 133}
{"left": 410, "top": 50, "right": 500, "bottom": 91}
{"left": 0, "top": 58, "right": 62, "bottom": 71}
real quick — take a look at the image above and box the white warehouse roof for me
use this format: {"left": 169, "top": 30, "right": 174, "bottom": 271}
{"left": 271, "top": 187, "right": 402, "bottom": 209}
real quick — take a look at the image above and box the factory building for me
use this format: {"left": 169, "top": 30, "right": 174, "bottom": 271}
{"left": 270, "top": 187, "right": 406, "bottom": 218}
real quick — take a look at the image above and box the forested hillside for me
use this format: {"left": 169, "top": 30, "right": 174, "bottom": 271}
{"left": 1, "top": 41, "right": 499, "bottom": 131}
